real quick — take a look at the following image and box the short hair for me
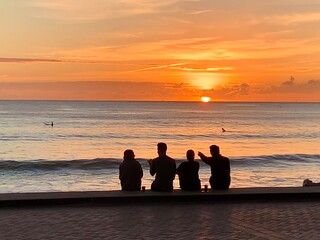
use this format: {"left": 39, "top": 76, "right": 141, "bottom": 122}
{"left": 210, "top": 145, "right": 220, "bottom": 154}
{"left": 124, "top": 149, "right": 134, "bottom": 160}
{"left": 186, "top": 149, "right": 195, "bottom": 160}
{"left": 157, "top": 142, "right": 167, "bottom": 152}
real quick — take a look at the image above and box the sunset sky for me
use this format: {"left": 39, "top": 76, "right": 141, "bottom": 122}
{"left": 1, "top": 0, "right": 320, "bottom": 101}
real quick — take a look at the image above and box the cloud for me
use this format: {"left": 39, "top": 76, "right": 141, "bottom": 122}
{"left": 0, "top": 57, "right": 62, "bottom": 63}
{"left": 271, "top": 13, "right": 320, "bottom": 25}
{"left": 261, "top": 79, "right": 320, "bottom": 94}
{"left": 28, "top": 0, "right": 199, "bottom": 23}
{"left": 1, "top": 79, "right": 319, "bottom": 101}
{"left": 0, "top": 80, "right": 253, "bottom": 101}
{"left": 202, "top": 83, "right": 251, "bottom": 99}
{"left": 171, "top": 66, "right": 234, "bottom": 72}
{"left": 227, "top": 83, "right": 250, "bottom": 96}
{"left": 48, "top": 36, "right": 226, "bottom": 63}
{"left": 216, "top": 83, "right": 250, "bottom": 96}
{"left": 120, "top": 63, "right": 186, "bottom": 73}
{"left": 204, "top": 79, "right": 320, "bottom": 101}
{"left": 189, "top": 9, "right": 212, "bottom": 15}
{"left": 251, "top": 12, "right": 320, "bottom": 26}
{"left": 0, "top": 57, "right": 103, "bottom": 64}
{"left": 281, "top": 76, "right": 295, "bottom": 86}
{"left": 307, "top": 79, "right": 320, "bottom": 86}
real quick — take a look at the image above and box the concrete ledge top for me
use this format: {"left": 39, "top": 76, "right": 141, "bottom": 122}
{"left": 1, "top": 187, "right": 320, "bottom": 206}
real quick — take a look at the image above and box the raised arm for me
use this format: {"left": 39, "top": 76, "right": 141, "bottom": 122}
{"left": 198, "top": 151, "right": 212, "bottom": 165}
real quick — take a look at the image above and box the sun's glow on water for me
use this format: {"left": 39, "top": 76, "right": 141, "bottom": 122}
{"left": 201, "top": 96, "right": 211, "bottom": 102}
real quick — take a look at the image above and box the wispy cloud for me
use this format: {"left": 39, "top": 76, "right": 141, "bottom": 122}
{"left": 0, "top": 57, "right": 100, "bottom": 64}
{"left": 189, "top": 9, "right": 212, "bottom": 15}
{"left": 253, "top": 12, "right": 320, "bottom": 25}
{"left": 0, "top": 57, "right": 62, "bottom": 63}
{"left": 171, "top": 66, "right": 234, "bottom": 72}
{"left": 47, "top": 37, "right": 224, "bottom": 62}
{"left": 119, "top": 63, "right": 234, "bottom": 74}
{"left": 119, "top": 63, "right": 186, "bottom": 74}
{"left": 28, "top": 0, "right": 199, "bottom": 22}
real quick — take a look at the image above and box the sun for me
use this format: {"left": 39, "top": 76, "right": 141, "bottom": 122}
{"left": 201, "top": 96, "right": 211, "bottom": 103}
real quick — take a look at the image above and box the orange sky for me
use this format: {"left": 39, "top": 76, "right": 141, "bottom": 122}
{"left": 1, "top": 0, "right": 320, "bottom": 101}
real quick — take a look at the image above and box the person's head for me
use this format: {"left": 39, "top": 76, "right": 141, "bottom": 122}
{"left": 209, "top": 145, "right": 220, "bottom": 156}
{"left": 157, "top": 142, "right": 167, "bottom": 156}
{"left": 123, "top": 149, "right": 135, "bottom": 160}
{"left": 186, "top": 149, "right": 195, "bottom": 161}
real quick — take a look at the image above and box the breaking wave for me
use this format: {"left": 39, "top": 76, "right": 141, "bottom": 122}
{"left": 0, "top": 154, "right": 319, "bottom": 171}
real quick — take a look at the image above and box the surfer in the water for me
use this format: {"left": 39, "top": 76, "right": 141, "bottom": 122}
{"left": 303, "top": 179, "right": 320, "bottom": 187}
{"left": 44, "top": 121, "right": 53, "bottom": 127}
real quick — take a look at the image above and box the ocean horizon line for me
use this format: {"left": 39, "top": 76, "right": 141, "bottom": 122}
{"left": 0, "top": 99, "right": 319, "bottom": 104}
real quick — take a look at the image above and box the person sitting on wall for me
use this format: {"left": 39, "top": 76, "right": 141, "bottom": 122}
{"left": 149, "top": 142, "right": 176, "bottom": 192}
{"left": 119, "top": 149, "right": 143, "bottom": 191}
{"left": 198, "top": 145, "right": 231, "bottom": 190}
{"left": 176, "top": 149, "right": 201, "bottom": 191}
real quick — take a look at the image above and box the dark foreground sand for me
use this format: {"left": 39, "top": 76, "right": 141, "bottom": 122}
{"left": 1, "top": 187, "right": 320, "bottom": 239}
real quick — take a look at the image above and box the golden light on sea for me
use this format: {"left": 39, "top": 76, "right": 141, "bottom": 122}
{"left": 201, "top": 96, "right": 211, "bottom": 102}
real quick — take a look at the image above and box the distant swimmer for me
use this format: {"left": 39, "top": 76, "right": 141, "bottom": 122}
{"left": 44, "top": 121, "right": 53, "bottom": 127}
{"left": 222, "top": 128, "right": 226, "bottom": 132}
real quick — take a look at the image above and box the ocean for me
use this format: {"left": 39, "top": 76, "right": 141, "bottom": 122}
{"left": 0, "top": 101, "right": 319, "bottom": 193}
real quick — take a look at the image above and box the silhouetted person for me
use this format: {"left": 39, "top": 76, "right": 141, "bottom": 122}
{"left": 149, "top": 142, "right": 176, "bottom": 192}
{"left": 198, "top": 145, "right": 230, "bottom": 190}
{"left": 303, "top": 179, "right": 320, "bottom": 187}
{"left": 119, "top": 149, "right": 143, "bottom": 191}
{"left": 176, "top": 149, "right": 201, "bottom": 191}
{"left": 43, "top": 121, "right": 53, "bottom": 127}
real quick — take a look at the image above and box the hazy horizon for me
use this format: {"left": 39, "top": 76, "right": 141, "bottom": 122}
{"left": 0, "top": 99, "right": 319, "bottom": 103}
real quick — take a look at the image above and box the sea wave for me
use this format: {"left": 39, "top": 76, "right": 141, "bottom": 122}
{"left": 231, "top": 154, "right": 320, "bottom": 167}
{"left": 1, "top": 131, "right": 318, "bottom": 141}
{"left": 0, "top": 154, "right": 319, "bottom": 171}
{"left": 0, "top": 158, "right": 121, "bottom": 171}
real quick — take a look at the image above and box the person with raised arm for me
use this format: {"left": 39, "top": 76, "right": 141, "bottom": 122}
{"left": 198, "top": 145, "right": 231, "bottom": 190}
